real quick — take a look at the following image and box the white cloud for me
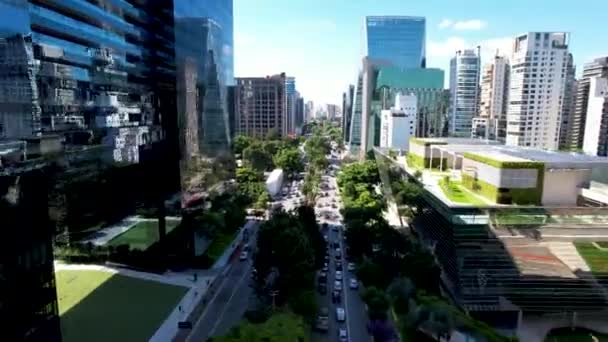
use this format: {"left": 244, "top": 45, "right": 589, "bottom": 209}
{"left": 438, "top": 19, "right": 487, "bottom": 31}
{"left": 438, "top": 19, "right": 452, "bottom": 29}
{"left": 479, "top": 37, "right": 513, "bottom": 59}
{"left": 428, "top": 36, "right": 512, "bottom": 60}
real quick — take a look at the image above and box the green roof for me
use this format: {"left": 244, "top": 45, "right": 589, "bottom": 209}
{"left": 376, "top": 67, "right": 444, "bottom": 90}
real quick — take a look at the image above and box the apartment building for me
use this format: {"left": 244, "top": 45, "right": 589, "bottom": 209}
{"left": 235, "top": 74, "right": 287, "bottom": 138}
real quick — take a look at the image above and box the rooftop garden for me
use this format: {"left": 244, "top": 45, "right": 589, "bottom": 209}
{"left": 439, "top": 176, "right": 487, "bottom": 206}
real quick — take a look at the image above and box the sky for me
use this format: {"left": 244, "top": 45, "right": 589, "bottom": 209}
{"left": 234, "top": 0, "right": 608, "bottom": 107}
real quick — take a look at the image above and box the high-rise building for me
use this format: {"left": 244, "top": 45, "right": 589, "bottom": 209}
{"left": 363, "top": 16, "right": 426, "bottom": 69}
{"left": 477, "top": 54, "right": 509, "bottom": 141}
{"left": 342, "top": 85, "right": 354, "bottom": 143}
{"left": 235, "top": 74, "right": 287, "bottom": 138}
{"left": 294, "top": 94, "right": 304, "bottom": 135}
{"left": 506, "top": 32, "right": 570, "bottom": 150}
{"left": 304, "top": 100, "right": 314, "bottom": 123}
{"left": 449, "top": 49, "right": 481, "bottom": 137}
{"left": 583, "top": 76, "right": 608, "bottom": 156}
{"left": 379, "top": 93, "right": 416, "bottom": 150}
{"left": 285, "top": 77, "right": 297, "bottom": 136}
{"left": 558, "top": 53, "right": 577, "bottom": 150}
{"left": 326, "top": 104, "right": 340, "bottom": 120}
{"left": 568, "top": 57, "right": 608, "bottom": 151}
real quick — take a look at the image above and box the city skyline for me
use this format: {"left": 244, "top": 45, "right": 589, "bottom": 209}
{"left": 234, "top": 0, "right": 608, "bottom": 106}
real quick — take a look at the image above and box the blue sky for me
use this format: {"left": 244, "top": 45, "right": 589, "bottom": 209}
{"left": 234, "top": 0, "right": 608, "bottom": 106}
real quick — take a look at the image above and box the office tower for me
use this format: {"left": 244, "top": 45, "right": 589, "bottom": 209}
{"left": 285, "top": 77, "right": 296, "bottom": 136}
{"left": 380, "top": 93, "right": 416, "bottom": 150}
{"left": 235, "top": 74, "right": 287, "bottom": 138}
{"left": 568, "top": 57, "right": 608, "bottom": 151}
{"left": 363, "top": 16, "right": 426, "bottom": 68}
{"left": 305, "top": 100, "right": 314, "bottom": 123}
{"left": 477, "top": 54, "right": 509, "bottom": 141}
{"left": 449, "top": 49, "right": 481, "bottom": 137}
{"left": 583, "top": 76, "right": 608, "bottom": 156}
{"left": 294, "top": 94, "right": 304, "bottom": 135}
{"left": 558, "top": 53, "right": 577, "bottom": 150}
{"left": 342, "top": 85, "right": 354, "bottom": 143}
{"left": 327, "top": 104, "right": 340, "bottom": 120}
{"left": 506, "top": 32, "right": 570, "bottom": 150}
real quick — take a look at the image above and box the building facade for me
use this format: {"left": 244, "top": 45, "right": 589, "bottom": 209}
{"left": 304, "top": 100, "right": 314, "bottom": 123}
{"left": 477, "top": 54, "right": 509, "bottom": 141}
{"left": 294, "top": 94, "right": 304, "bottom": 135}
{"left": 379, "top": 93, "right": 416, "bottom": 150}
{"left": 342, "top": 84, "right": 354, "bottom": 143}
{"left": 558, "top": 53, "right": 577, "bottom": 150}
{"left": 363, "top": 16, "right": 426, "bottom": 69}
{"left": 583, "top": 76, "right": 608, "bottom": 156}
{"left": 506, "top": 32, "right": 570, "bottom": 150}
{"left": 235, "top": 74, "right": 287, "bottom": 138}
{"left": 568, "top": 57, "right": 608, "bottom": 151}
{"left": 285, "top": 76, "right": 296, "bottom": 136}
{"left": 449, "top": 49, "right": 481, "bottom": 137}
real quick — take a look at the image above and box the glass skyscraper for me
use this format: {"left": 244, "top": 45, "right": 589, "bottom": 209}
{"left": 363, "top": 16, "right": 426, "bottom": 69}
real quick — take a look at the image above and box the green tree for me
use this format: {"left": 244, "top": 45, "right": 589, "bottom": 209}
{"left": 243, "top": 142, "right": 274, "bottom": 172}
{"left": 387, "top": 277, "right": 416, "bottom": 315}
{"left": 388, "top": 149, "right": 397, "bottom": 159}
{"left": 361, "top": 286, "right": 390, "bottom": 320}
{"left": 273, "top": 148, "right": 304, "bottom": 176}
{"left": 265, "top": 128, "right": 281, "bottom": 141}
{"left": 212, "top": 312, "right": 309, "bottom": 342}
{"left": 262, "top": 140, "right": 282, "bottom": 157}
{"left": 254, "top": 191, "right": 271, "bottom": 209}
{"left": 233, "top": 135, "right": 254, "bottom": 155}
{"left": 236, "top": 167, "right": 263, "bottom": 184}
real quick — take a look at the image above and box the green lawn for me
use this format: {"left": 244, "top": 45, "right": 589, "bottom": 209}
{"left": 107, "top": 219, "right": 180, "bottom": 250}
{"left": 439, "top": 180, "right": 487, "bottom": 205}
{"left": 545, "top": 328, "right": 608, "bottom": 342}
{"left": 494, "top": 214, "right": 547, "bottom": 225}
{"left": 205, "top": 231, "right": 239, "bottom": 263}
{"left": 574, "top": 242, "right": 608, "bottom": 273}
{"left": 56, "top": 270, "right": 187, "bottom": 342}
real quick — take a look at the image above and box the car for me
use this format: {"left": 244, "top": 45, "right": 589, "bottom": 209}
{"left": 315, "top": 307, "right": 329, "bottom": 332}
{"left": 323, "top": 235, "right": 328, "bottom": 241}
{"left": 243, "top": 243, "right": 250, "bottom": 252}
{"left": 349, "top": 278, "right": 359, "bottom": 289}
{"left": 322, "top": 263, "right": 329, "bottom": 272}
{"left": 335, "top": 261, "right": 343, "bottom": 271}
{"left": 318, "top": 271, "right": 327, "bottom": 283}
{"left": 332, "top": 290, "right": 341, "bottom": 304}
{"left": 335, "top": 247, "right": 341, "bottom": 253}
{"left": 336, "top": 307, "right": 346, "bottom": 322}
{"left": 347, "top": 262, "right": 356, "bottom": 272}
{"left": 331, "top": 203, "right": 337, "bottom": 208}
{"left": 334, "top": 280, "right": 343, "bottom": 291}
{"left": 335, "top": 270, "right": 343, "bottom": 281}
{"left": 338, "top": 328, "right": 348, "bottom": 342}
{"left": 335, "top": 253, "right": 342, "bottom": 261}
{"left": 239, "top": 251, "right": 248, "bottom": 261}
{"left": 317, "top": 283, "right": 328, "bottom": 294}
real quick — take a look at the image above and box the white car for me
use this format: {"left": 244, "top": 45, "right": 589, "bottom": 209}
{"left": 347, "top": 262, "right": 356, "bottom": 272}
{"left": 334, "top": 280, "right": 343, "bottom": 291}
{"left": 239, "top": 251, "right": 248, "bottom": 261}
{"left": 338, "top": 328, "right": 348, "bottom": 342}
{"left": 349, "top": 278, "right": 358, "bottom": 289}
{"left": 336, "top": 307, "right": 346, "bottom": 322}
{"left": 335, "top": 270, "right": 343, "bottom": 281}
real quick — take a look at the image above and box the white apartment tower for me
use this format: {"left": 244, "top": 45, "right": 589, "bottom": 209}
{"left": 583, "top": 76, "right": 608, "bottom": 156}
{"left": 477, "top": 54, "right": 509, "bottom": 141}
{"left": 506, "top": 32, "right": 570, "bottom": 150}
{"left": 380, "top": 93, "right": 417, "bottom": 151}
{"left": 449, "top": 49, "right": 481, "bottom": 137}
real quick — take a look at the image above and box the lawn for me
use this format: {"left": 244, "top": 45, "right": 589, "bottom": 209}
{"left": 56, "top": 270, "right": 187, "bottom": 342}
{"left": 205, "top": 231, "right": 239, "bottom": 263}
{"left": 545, "top": 327, "right": 608, "bottom": 342}
{"left": 494, "top": 214, "right": 547, "bottom": 225}
{"left": 574, "top": 242, "right": 608, "bottom": 273}
{"left": 439, "top": 179, "right": 487, "bottom": 205}
{"left": 107, "top": 219, "right": 180, "bottom": 250}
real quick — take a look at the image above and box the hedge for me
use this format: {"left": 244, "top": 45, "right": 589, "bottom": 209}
{"left": 406, "top": 153, "right": 447, "bottom": 170}
{"left": 409, "top": 138, "right": 448, "bottom": 147}
{"left": 463, "top": 152, "right": 545, "bottom": 170}
{"left": 462, "top": 173, "right": 542, "bottom": 205}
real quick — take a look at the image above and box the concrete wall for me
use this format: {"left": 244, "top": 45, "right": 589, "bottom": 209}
{"left": 542, "top": 168, "right": 591, "bottom": 206}
{"left": 461, "top": 158, "right": 538, "bottom": 188}
{"left": 409, "top": 141, "right": 427, "bottom": 157}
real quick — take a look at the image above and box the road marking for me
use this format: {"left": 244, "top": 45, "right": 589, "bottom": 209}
{"left": 207, "top": 259, "right": 253, "bottom": 337}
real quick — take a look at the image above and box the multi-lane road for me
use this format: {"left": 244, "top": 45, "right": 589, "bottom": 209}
{"left": 313, "top": 153, "right": 372, "bottom": 342}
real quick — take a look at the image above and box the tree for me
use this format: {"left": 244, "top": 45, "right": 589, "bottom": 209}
{"left": 233, "top": 135, "right": 253, "bottom": 155}
{"left": 273, "top": 148, "right": 304, "bottom": 176}
{"left": 387, "top": 277, "right": 416, "bottom": 315}
{"left": 236, "top": 167, "right": 263, "bottom": 184}
{"left": 265, "top": 128, "right": 281, "bottom": 141}
{"left": 393, "top": 180, "right": 422, "bottom": 212}
{"left": 297, "top": 205, "right": 326, "bottom": 267}
{"left": 388, "top": 149, "right": 397, "bottom": 160}
{"left": 254, "top": 191, "right": 271, "bottom": 210}
{"left": 262, "top": 140, "right": 282, "bottom": 157}
{"left": 212, "top": 312, "right": 309, "bottom": 342}
{"left": 243, "top": 142, "right": 273, "bottom": 172}
{"left": 361, "top": 287, "right": 390, "bottom": 320}
{"left": 413, "top": 170, "right": 423, "bottom": 181}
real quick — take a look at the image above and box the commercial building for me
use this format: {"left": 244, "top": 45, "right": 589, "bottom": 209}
{"left": 285, "top": 77, "right": 297, "bottom": 136}
{"left": 506, "top": 32, "right": 570, "bottom": 150}
{"left": 327, "top": 104, "right": 340, "bottom": 121}
{"left": 567, "top": 57, "right": 608, "bottom": 151}
{"left": 449, "top": 49, "right": 481, "bottom": 137}
{"left": 304, "top": 100, "right": 314, "bottom": 123}
{"left": 583, "top": 77, "right": 608, "bottom": 156}
{"left": 477, "top": 54, "right": 509, "bottom": 141}
{"left": 379, "top": 93, "right": 416, "bottom": 150}
{"left": 235, "top": 74, "right": 287, "bottom": 138}
{"left": 558, "top": 53, "right": 577, "bottom": 150}
{"left": 342, "top": 84, "right": 354, "bottom": 143}
{"left": 363, "top": 16, "right": 426, "bottom": 68}
{"left": 295, "top": 95, "right": 304, "bottom": 135}
{"left": 376, "top": 138, "right": 608, "bottom": 337}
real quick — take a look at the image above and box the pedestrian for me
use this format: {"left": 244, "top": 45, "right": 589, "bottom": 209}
{"left": 193, "top": 272, "right": 198, "bottom": 282}
{"left": 178, "top": 305, "right": 182, "bottom": 312}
